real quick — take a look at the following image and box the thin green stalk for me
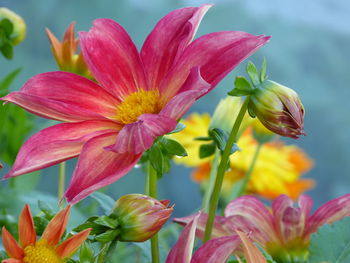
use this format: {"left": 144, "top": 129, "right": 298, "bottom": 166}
{"left": 202, "top": 149, "right": 220, "bottom": 212}
{"left": 97, "top": 240, "right": 117, "bottom": 263}
{"left": 230, "top": 142, "right": 262, "bottom": 200}
{"left": 148, "top": 163, "right": 160, "bottom": 263}
{"left": 58, "top": 162, "right": 66, "bottom": 204}
{"left": 203, "top": 97, "right": 250, "bottom": 242}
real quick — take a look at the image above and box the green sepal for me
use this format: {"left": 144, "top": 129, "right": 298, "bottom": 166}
{"left": 95, "top": 229, "right": 119, "bottom": 243}
{"left": 0, "top": 41, "right": 13, "bottom": 59}
{"left": 209, "top": 128, "right": 240, "bottom": 154}
{"left": 79, "top": 242, "right": 94, "bottom": 263}
{"left": 94, "top": 216, "right": 119, "bottom": 229}
{"left": 260, "top": 57, "right": 267, "bottom": 82}
{"left": 148, "top": 144, "right": 164, "bottom": 175}
{"left": 247, "top": 103, "right": 256, "bottom": 118}
{"left": 73, "top": 216, "right": 109, "bottom": 236}
{"left": 246, "top": 61, "right": 260, "bottom": 87}
{"left": 159, "top": 137, "right": 187, "bottom": 157}
{"left": 194, "top": 136, "right": 212, "bottom": 141}
{"left": 0, "top": 18, "right": 14, "bottom": 37}
{"left": 228, "top": 76, "right": 253, "bottom": 97}
{"left": 199, "top": 143, "right": 216, "bottom": 158}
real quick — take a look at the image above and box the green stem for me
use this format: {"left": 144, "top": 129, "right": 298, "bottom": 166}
{"left": 106, "top": 239, "right": 118, "bottom": 261}
{"left": 58, "top": 162, "right": 66, "bottom": 204}
{"left": 230, "top": 142, "right": 262, "bottom": 200}
{"left": 202, "top": 149, "right": 220, "bottom": 212}
{"left": 148, "top": 163, "right": 160, "bottom": 263}
{"left": 203, "top": 97, "right": 250, "bottom": 242}
{"left": 98, "top": 240, "right": 117, "bottom": 263}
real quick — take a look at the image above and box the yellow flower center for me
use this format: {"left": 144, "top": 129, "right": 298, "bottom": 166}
{"left": 23, "top": 240, "right": 62, "bottom": 263}
{"left": 116, "top": 89, "right": 162, "bottom": 124}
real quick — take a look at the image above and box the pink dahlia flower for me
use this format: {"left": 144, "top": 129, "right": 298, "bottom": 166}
{"left": 1, "top": 5, "right": 269, "bottom": 203}
{"left": 174, "top": 194, "right": 350, "bottom": 262}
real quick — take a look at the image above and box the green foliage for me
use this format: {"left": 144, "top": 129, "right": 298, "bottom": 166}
{"left": 0, "top": 18, "right": 14, "bottom": 59}
{"left": 246, "top": 61, "right": 260, "bottom": 87}
{"left": 0, "top": 68, "right": 34, "bottom": 165}
{"left": 199, "top": 142, "right": 216, "bottom": 158}
{"left": 159, "top": 137, "right": 187, "bottom": 157}
{"left": 228, "top": 76, "right": 253, "bottom": 97}
{"left": 90, "top": 192, "right": 115, "bottom": 214}
{"left": 309, "top": 217, "right": 350, "bottom": 263}
{"left": 79, "top": 242, "right": 95, "bottom": 263}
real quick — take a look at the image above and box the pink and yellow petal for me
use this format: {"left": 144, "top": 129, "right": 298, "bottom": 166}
{"left": 166, "top": 213, "right": 200, "bottom": 263}
{"left": 1, "top": 227, "right": 24, "bottom": 259}
{"left": 191, "top": 235, "right": 241, "bottom": 263}
{"left": 141, "top": 5, "right": 211, "bottom": 89}
{"left": 55, "top": 229, "right": 91, "bottom": 259}
{"left": 4, "top": 120, "right": 119, "bottom": 178}
{"left": 64, "top": 133, "right": 142, "bottom": 204}
{"left": 18, "top": 204, "right": 36, "bottom": 248}
{"left": 79, "top": 19, "right": 146, "bottom": 99}
{"left": 2, "top": 259, "right": 23, "bottom": 263}
{"left": 41, "top": 206, "right": 71, "bottom": 246}
{"left": 236, "top": 231, "right": 267, "bottom": 263}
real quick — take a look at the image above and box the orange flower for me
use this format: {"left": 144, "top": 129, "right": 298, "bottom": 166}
{"left": 1, "top": 204, "right": 91, "bottom": 263}
{"left": 46, "top": 22, "right": 92, "bottom": 79}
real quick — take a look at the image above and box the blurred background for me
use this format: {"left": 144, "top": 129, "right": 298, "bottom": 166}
{"left": 1, "top": 0, "right": 350, "bottom": 217}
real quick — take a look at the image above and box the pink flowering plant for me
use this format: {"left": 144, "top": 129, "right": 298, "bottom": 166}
{"left": 0, "top": 3, "right": 349, "bottom": 263}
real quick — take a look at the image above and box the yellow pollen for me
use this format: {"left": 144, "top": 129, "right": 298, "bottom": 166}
{"left": 23, "top": 240, "right": 62, "bottom": 263}
{"left": 116, "top": 89, "right": 162, "bottom": 124}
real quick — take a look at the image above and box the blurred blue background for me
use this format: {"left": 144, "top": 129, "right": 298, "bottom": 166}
{"left": 1, "top": 0, "right": 350, "bottom": 217}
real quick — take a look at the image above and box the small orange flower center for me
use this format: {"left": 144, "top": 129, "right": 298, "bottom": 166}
{"left": 116, "top": 89, "right": 163, "bottom": 124}
{"left": 23, "top": 240, "right": 62, "bottom": 263}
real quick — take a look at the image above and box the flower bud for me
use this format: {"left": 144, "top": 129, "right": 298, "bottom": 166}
{"left": 111, "top": 194, "right": 173, "bottom": 242}
{"left": 0, "top": 8, "right": 26, "bottom": 45}
{"left": 249, "top": 80, "right": 305, "bottom": 139}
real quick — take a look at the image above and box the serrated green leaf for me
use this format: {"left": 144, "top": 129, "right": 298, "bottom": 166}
{"left": 80, "top": 242, "right": 94, "bottom": 263}
{"left": 246, "top": 61, "right": 259, "bottom": 86}
{"left": 228, "top": 76, "right": 253, "bottom": 97}
{"left": 94, "top": 216, "right": 119, "bottom": 229}
{"left": 149, "top": 144, "right": 164, "bottom": 174}
{"left": 260, "top": 57, "right": 267, "bottom": 82}
{"left": 167, "top": 122, "right": 186, "bottom": 134}
{"left": 160, "top": 137, "right": 187, "bottom": 157}
{"left": 199, "top": 143, "right": 216, "bottom": 158}
{"left": 90, "top": 192, "right": 115, "bottom": 214}
{"left": 95, "top": 229, "right": 119, "bottom": 243}
{"left": 309, "top": 217, "right": 350, "bottom": 263}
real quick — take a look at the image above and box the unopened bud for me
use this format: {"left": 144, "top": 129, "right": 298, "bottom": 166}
{"left": 112, "top": 194, "right": 173, "bottom": 242}
{"left": 249, "top": 80, "right": 305, "bottom": 139}
{"left": 0, "top": 8, "right": 26, "bottom": 45}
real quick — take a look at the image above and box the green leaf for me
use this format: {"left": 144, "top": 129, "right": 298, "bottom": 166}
{"left": 209, "top": 128, "right": 228, "bottom": 151}
{"left": 73, "top": 216, "right": 109, "bottom": 236}
{"left": 33, "top": 216, "right": 50, "bottom": 236}
{"left": 194, "top": 136, "right": 212, "bottom": 141}
{"left": 94, "top": 216, "right": 119, "bottom": 229}
{"left": 0, "top": 42, "right": 13, "bottom": 59}
{"left": 228, "top": 76, "right": 253, "bottom": 97}
{"left": 309, "top": 217, "right": 350, "bottom": 263}
{"left": 80, "top": 242, "right": 94, "bottom": 263}
{"left": 0, "top": 19, "right": 14, "bottom": 37}
{"left": 247, "top": 104, "right": 256, "bottom": 118}
{"left": 149, "top": 144, "right": 164, "bottom": 174}
{"left": 199, "top": 143, "right": 216, "bottom": 158}
{"left": 246, "top": 61, "right": 259, "bottom": 86}
{"left": 260, "top": 57, "right": 267, "bottom": 82}
{"left": 160, "top": 137, "right": 187, "bottom": 157}
{"left": 167, "top": 123, "right": 186, "bottom": 134}
{"left": 0, "top": 68, "right": 21, "bottom": 93}
{"left": 38, "top": 200, "right": 55, "bottom": 217}
{"left": 90, "top": 192, "right": 115, "bottom": 214}
{"left": 95, "top": 229, "right": 119, "bottom": 243}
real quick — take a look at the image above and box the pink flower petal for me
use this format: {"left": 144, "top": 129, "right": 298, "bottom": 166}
{"left": 160, "top": 67, "right": 210, "bottom": 120}
{"left": 141, "top": 5, "right": 212, "bottom": 90}
{"left": 160, "top": 32, "right": 270, "bottom": 101}
{"left": 173, "top": 213, "right": 230, "bottom": 240}
{"left": 109, "top": 114, "right": 177, "bottom": 154}
{"left": 64, "top": 132, "right": 141, "bottom": 204}
{"left": 272, "top": 195, "right": 306, "bottom": 244}
{"left": 80, "top": 19, "right": 147, "bottom": 99}
{"left": 4, "top": 120, "right": 119, "bottom": 178}
{"left": 191, "top": 235, "right": 241, "bottom": 263}
{"left": 224, "top": 196, "right": 278, "bottom": 244}
{"left": 1, "top": 72, "right": 119, "bottom": 122}
{"left": 306, "top": 193, "right": 350, "bottom": 235}
{"left": 166, "top": 213, "right": 200, "bottom": 263}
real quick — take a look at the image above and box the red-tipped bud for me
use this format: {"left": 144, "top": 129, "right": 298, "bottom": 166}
{"left": 111, "top": 194, "right": 173, "bottom": 242}
{"left": 249, "top": 80, "right": 305, "bottom": 139}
